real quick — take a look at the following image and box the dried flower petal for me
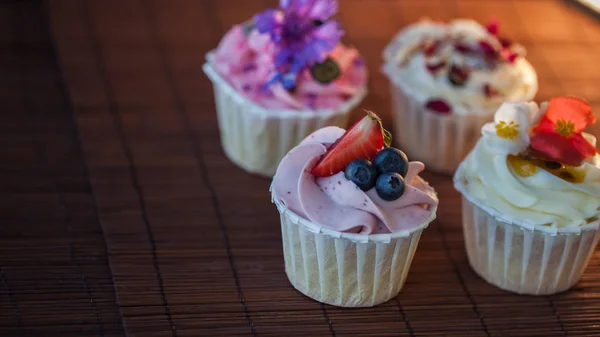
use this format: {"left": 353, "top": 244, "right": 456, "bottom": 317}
{"left": 483, "top": 83, "right": 499, "bottom": 98}
{"left": 455, "top": 42, "right": 474, "bottom": 53}
{"left": 500, "top": 38, "right": 512, "bottom": 48}
{"left": 486, "top": 18, "right": 500, "bottom": 35}
{"left": 506, "top": 52, "right": 518, "bottom": 63}
{"left": 478, "top": 40, "right": 498, "bottom": 58}
{"left": 500, "top": 48, "right": 518, "bottom": 63}
{"left": 425, "top": 99, "right": 452, "bottom": 114}
{"left": 426, "top": 60, "right": 446, "bottom": 75}
{"left": 422, "top": 39, "right": 440, "bottom": 56}
{"left": 448, "top": 64, "right": 470, "bottom": 86}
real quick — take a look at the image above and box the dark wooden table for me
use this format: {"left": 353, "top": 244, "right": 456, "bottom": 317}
{"left": 2, "top": 0, "right": 600, "bottom": 336}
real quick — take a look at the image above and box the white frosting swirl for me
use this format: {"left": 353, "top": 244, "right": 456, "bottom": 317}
{"left": 458, "top": 101, "right": 600, "bottom": 228}
{"left": 383, "top": 19, "right": 538, "bottom": 116}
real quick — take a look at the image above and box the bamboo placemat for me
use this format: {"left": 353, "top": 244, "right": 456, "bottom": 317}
{"left": 0, "top": 1, "right": 124, "bottom": 336}
{"left": 48, "top": 0, "right": 600, "bottom": 336}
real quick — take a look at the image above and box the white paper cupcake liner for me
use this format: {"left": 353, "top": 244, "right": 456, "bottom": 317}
{"left": 454, "top": 164, "right": 600, "bottom": 295}
{"left": 204, "top": 52, "right": 367, "bottom": 177}
{"left": 388, "top": 85, "right": 490, "bottom": 174}
{"left": 271, "top": 188, "right": 437, "bottom": 307}
{"left": 382, "top": 43, "right": 538, "bottom": 174}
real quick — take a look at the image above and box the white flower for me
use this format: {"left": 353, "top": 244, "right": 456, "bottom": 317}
{"left": 482, "top": 101, "right": 541, "bottom": 155}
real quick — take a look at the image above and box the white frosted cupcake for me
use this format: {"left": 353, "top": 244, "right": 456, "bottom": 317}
{"left": 271, "top": 111, "right": 438, "bottom": 307}
{"left": 203, "top": 0, "right": 367, "bottom": 177}
{"left": 383, "top": 18, "right": 538, "bottom": 173}
{"left": 454, "top": 97, "right": 600, "bottom": 295}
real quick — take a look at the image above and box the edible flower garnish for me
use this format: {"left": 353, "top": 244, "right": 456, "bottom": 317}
{"left": 530, "top": 96, "right": 597, "bottom": 166}
{"left": 254, "top": 0, "right": 343, "bottom": 90}
{"left": 418, "top": 18, "right": 523, "bottom": 114}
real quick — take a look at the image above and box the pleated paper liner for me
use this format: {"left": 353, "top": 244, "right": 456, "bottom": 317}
{"left": 387, "top": 84, "right": 490, "bottom": 174}
{"left": 271, "top": 184, "right": 438, "bottom": 307}
{"left": 381, "top": 34, "right": 538, "bottom": 174}
{"left": 203, "top": 52, "right": 367, "bottom": 177}
{"left": 454, "top": 164, "right": 600, "bottom": 295}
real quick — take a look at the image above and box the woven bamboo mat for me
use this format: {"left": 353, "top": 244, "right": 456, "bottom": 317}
{"left": 0, "top": 1, "right": 124, "bottom": 336}
{"left": 46, "top": 0, "right": 600, "bottom": 336}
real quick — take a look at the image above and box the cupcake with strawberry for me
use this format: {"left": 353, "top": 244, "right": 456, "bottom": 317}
{"left": 271, "top": 111, "right": 438, "bottom": 307}
{"left": 203, "top": 0, "right": 367, "bottom": 177}
{"left": 454, "top": 97, "right": 600, "bottom": 295}
{"left": 382, "top": 18, "right": 538, "bottom": 173}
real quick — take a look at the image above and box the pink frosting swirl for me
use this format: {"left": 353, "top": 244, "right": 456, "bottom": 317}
{"left": 213, "top": 25, "right": 368, "bottom": 110}
{"left": 273, "top": 127, "right": 439, "bottom": 234}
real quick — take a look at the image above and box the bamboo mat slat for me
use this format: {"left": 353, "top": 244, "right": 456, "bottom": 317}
{"left": 47, "top": 0, "right": 600, "bottom": 336}
{"left": 0, "top": 1, "right": 124, "bottom": 336}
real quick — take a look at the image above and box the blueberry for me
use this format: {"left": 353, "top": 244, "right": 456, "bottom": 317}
{"left": 372, "top": 148, "right": 409, "bottom": 177}
{"left": 375, "top": 172, "right": 406, "bottom": 201}
{"left": 344, "top": 159, "right": 377, "bottom": 191}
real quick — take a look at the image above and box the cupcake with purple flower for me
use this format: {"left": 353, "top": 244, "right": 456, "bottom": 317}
{"left": 203, "top": 0, "right": 368, "bottom": 177}
{"left": 382, "top": 18, "right": 538, "bottom": 173}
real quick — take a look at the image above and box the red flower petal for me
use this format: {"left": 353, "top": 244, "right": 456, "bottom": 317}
{"left": 486, "top": 18, "right": 500, "bottom": 35}
{"left": 455, "top": 42, "right": 474, "bottom": 53}
{"left": 426, "top": 60, "right": 446, "bottom": 74}
{"left": 544, "top": 96, "right": 595, "bottom": 133}
{"left": 425, "top": 99, "right": 452, "bottom": 114}
{"left": 571, "top": 133, "right": 599, "bottom": 159}
{"left": 506, "top": 53, "right": 518, "bottom": 63}
{"left": 530, "top": 96, "right": 598, "bottom": 166}
{"left": 422, "top": 39, "right": 440, "bottom": 56}
{"left": 448, "top": 64, "right": 470, "bottom": 86}
{"left": 499, "top": 38, "right": 512, "bottom": 48}
{"left": 501, "top": 49, "right": 518, "bottom": 63}
{"left": 478, "top": 40, "right": 498, "bottom": 58}
{"left": 530, "top": 132, "right": 597, "bottom": 166}
{"left": 531, "top": 116, "right": 556, "bottom": 134}
{"left": 483, "top": 83, "right": 499, "bottom": 98}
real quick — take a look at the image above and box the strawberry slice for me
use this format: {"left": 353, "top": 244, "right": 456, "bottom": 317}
{"left": 312, "top": 111, "right": 391, "bottom": 177}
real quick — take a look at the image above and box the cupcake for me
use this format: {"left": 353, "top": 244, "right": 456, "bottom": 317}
{"left": 454, "top": 97, "right": 600, "bottom": 295}
{"left": 203, "top": 0, "right": 368, "bottom": 177}
{"left": 271, "top": 111, "right": 438, "bottom": 307}
{"left": 382, "top": 18, "right": 538, "bottom": 173}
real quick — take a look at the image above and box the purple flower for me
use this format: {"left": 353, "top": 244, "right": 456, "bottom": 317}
{"left": 254, "top": 0, "right": 343, "bottom": 89}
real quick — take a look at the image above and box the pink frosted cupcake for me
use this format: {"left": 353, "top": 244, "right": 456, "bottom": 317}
{"left": 203, "top": 0, "right": 367, "bottom": 177}
{"left": 271, "top": 112, "right": 438, "bottom": 307}
{"left": 383, "top": 18, "right": 538, "bottom": 173}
